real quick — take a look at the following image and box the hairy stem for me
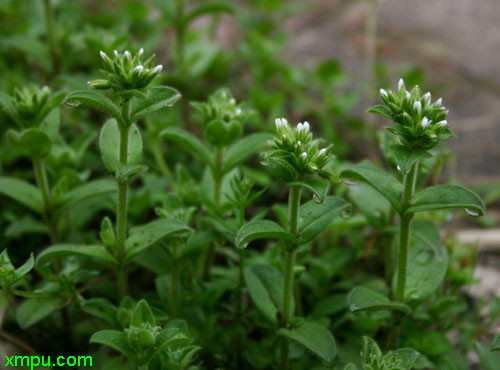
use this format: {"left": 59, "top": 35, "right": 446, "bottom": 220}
{"left": 116, "top": 100, "right": 130, "bottom": 299}
{"left": 281, "top": 185, "right": 302, "bottom": 369}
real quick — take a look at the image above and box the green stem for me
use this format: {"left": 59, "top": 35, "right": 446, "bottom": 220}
{"left": 175, "top": 0, "right": 185, "bottom": 75}
{"left": 389, "top": 161, "right": 418, "bottom": 348}
{"left": 171, "top": 244, "right": 179, "bottom": 318}
{"left": 33, "top": 159, "right": 59, "bottom": 243}
{"left": 281, "top": 185, "right": 302, "bottom": 369}
{"left": 151, "top": 137, "right": 172, "bottom": 182}
{"left": 202, "top": 147, "right": 224, "bottom": 281}
{"left": 42, "top": 0, "right": 58, "bottom": 73}
{"left": 116, "top": 100, "right": 131, "bottom": 299}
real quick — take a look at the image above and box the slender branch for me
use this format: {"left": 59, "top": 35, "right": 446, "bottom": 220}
{"left": 33, "top": 159, "right": 59, "bottom": 243}
{"left": 281, "top": 184, "right": 302, "bottom": 369}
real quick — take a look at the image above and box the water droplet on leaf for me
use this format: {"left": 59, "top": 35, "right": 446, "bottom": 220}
{"left": 312, "top": 194, "right": 322, "bottom": 203}
{"left": 340, "top": 208, "right": 352, "bottom": 219}
{"left": 341, "top": 176, "right": 358, "bottom": 186}
{"left": 465, "top": 208, "right": 480, "bottom": 217}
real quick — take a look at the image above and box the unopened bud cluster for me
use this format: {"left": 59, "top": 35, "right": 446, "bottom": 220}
{"left": 263, "top": 118, "right": 333, "bottom": 181}
{"left": 89, "top": 49, "right": 163, "bottom": 91}
{"left": 376, "top": 79, "right": 454, "bottom": 149}
{"left": 13, "top": 85, "right": 51, "bottom": 123}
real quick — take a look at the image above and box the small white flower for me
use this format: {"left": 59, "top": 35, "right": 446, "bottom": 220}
{"left": 113, "top": 50, "right": 118, "bottom": 57}
{"left": 100, "top": 51, "right": 107, "bottom": 59}
{"left": 230, "top": 98, "right": 236, "bottom": 105}
{"left": 413, "top": 101, "right": 422, "bottom": 115}
{"left": 437, "top": 120, "right": 448, "bottom": 127}
{"left": 301, "top": 152, "right": 307, "bottom": 160}
{"left": 235, "top": 108, "right": 242, "bottom": 115}
{"left": 297, "top": 123, "right": 304, "bottom": 132}
{"left": 303, "top": 121, "right": 310, "bottom": 132}
{"left": 275, "top": 118, "right": 287, "bottom": 130}
{"left": 398, "top": 78, "right": 405, "bottom": 91}
{"left": 134, "top": 65, "right": 144, "bottom": 73}
{"left": 380, "top": 88, "right": 388, "bottom": 98}
{"left": 421, "top": 117, "right": 431, "bottom": 128}
{"left": 319, "top": 148, "right": 326, "bottom": 156}
{"left": 124, "top": 50, "right": 131, "bottom": 58}
{"left": 406, "top": 91, "right": 411, "bottom": 100}
{"left": 435, "top": 98, "right": 443, "bottom": 106}
{"left": 138, "top": 48, "right": 144, "bottom": 56}
{"left": 423, "top": 92, "right": 431, "bottom": 104}
{"left": 297, "top": 141, "right": 302, "bottom": 147}
{"left": 152, "top": 65, "right": 163, "bottom": 73}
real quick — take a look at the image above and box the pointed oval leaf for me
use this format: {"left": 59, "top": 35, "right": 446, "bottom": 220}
{"left": 298, "top": 196, "right": 352, "bottom": 245}
{"left": 160, "top": 127, "right": 213, "bottom": 168}
{"left": 0, "top": 177, "right": 43, "bottom": 214}
{"left": 183, "top": 2, "right": 235, "bottom": 26}
{"left": 130, "top": 86, "right": 181, "bottom": 122}
{"left": 224, "top": 133, "right": 273, "bottom": 173}
{"left": 124, "top": 219, "right": 190, "bottom": 262}
{"left": 407, "top": 185, "right": 485, "bottom": 216}
{"left": 99, "top": 119, "right": 143, "bottom": 173}
{"left": 290, "top": 179, "right": 330, "bottom": 204}
{"left": 391, "top": 145, "right": 432, "bottom": 174}
{"left": 475, "top": 341, "right": 500, "bottom": 370}
{"left": 64, "top": 90, "right": 124, "bottom": 126}
{"left": 57, "top": 179, "right": 116, "bottom": 213}
{"left": 36, "top": 245, "right": 117, "bottom": 266}
{"left": 17, "top": 298, "right": 65, "bottom": 329}
{"left": 348, "top": 287, "right": 410, "bottom": 313}
{"left": 243, "top": 265, "right": 292, "bottom": 325}
{"left": 367, "top": 105, "right": 393, "bottom": 120}
{"left": 235, "top": 220, "right": 296, "bottom": 249}
{"left": 278, "top": 321, "right": 336, "bottom": 365}
{"left": 81, "top": 298, "right": 119, "bottom": 328}
{"left": 340, "top": 164, "right": 403, "bottom": 214}
{"left": 491, "top": 334, "right": 500, "bottom": 352}
{"left": 90, "top": 330, "right": 137, "bottom": 362}
{"left": 11, "top": 253, "right": 35, "bottom": 286}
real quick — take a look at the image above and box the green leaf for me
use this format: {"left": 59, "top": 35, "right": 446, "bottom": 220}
{"left": 348, "top": 183, "right": 390, "bottom": 229}
{"left": 475, "top": 342, "right": 500, "bottom": 370}
{"left": 81, "top": 298, "right": 119, "bottom": 328}
{"left": 298, "top": 196, "right": 352, "bottom": 245}
{"left": 131, "top": 300, "right": 155, "bottom": 327}
{"left": 90, "top": 330, "right": 137, "bottom": 362}
{"left": 182, "top": 2, "right": 235, "bottom": 26}
{"left": 384, "top": 348, "right": 419, "bottom": 369}
{"left": 407, "top": 185, "right": 485, "bottom": 216}
{"left": 224, "top": 133, "right": 273, "bottom": 173}
{"left": 17, "top": 298, "right": 65, "bottom": 329}
{"left": 340, "top": 164, "right": 403, "bottom": 214}
{"left": 0, "top": 177, "right": 43, "bottom": 214}
{"left": 362, "top": 336, "right": 382, "bottom": 365}
{"left": 290, "top": 179, "right": 330, "bottom": 204}
{"left": 278, "top": 321, "right": 336, "bottom": 365}
{"left": 11, "top": 254, "right": 35, "bottom": 286}
{"left": 160, "top": 127, "right": 213, "bottom": 168}
{"left": 391, "top": 145, "right": 432, "bottom": 174}
{"left": 34, "top": 91, "right": 66, "bottom": 126}
{"left": 400, "top": 240, "right": 448, "bottom": 302}
{"left": 99, "top": 120, "right": 143, "bottom": 173}
{"left": 124, "top": 219, "right": 190, "bottom": 262}
{"left": 491, "top": 334, "right": 500, "bottom": 352}
{"left": 367, "top": 105, "right": 393, "bottom": 120}
{"left": 64, "top": 90, "right": 124, "bottom": 126}
{"left": 7, "top": 128, "right": 52, "bottom": 158}
{"left": 348, "top": 287, "right": 410, "bottom": 313}
{"left": 235, "top": 219, "right": 296, "bottom": 249}
{"left": 130, "top": 86, "right": 181, "bottom": 122}
{"left": 37, "top": 245, "right": 117, "bottom": 266}
{"left": 57, "top": 179, "right": 116, "bottom": 213}
{"left": 0, "top": 91, "right": 21, "bottom": 125}
{"left": 244, "top": 265, "right": 291, "bottom": 325}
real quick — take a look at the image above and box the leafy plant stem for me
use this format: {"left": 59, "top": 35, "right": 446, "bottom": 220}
{"left": 281, "top": 184, "right": 302, "bottom": 369}
{"left": 116, "top": 100, "right": 131, "bottom": 299}
{"left": 150, "top": 137, "right": 172, "bottom": 182}
{"left": 33, "top": 159, "right": 59, "bottom": 243}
